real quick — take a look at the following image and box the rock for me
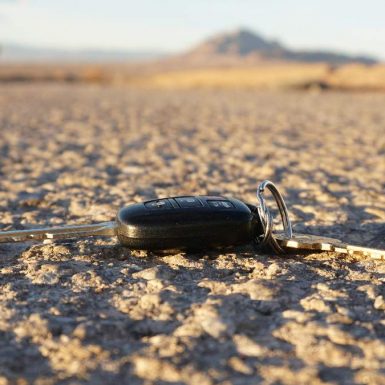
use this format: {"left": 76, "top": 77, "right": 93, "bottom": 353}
{"left": 227, "top": 357, "right": 253, "bottom": 375}
{"left": 132, "top": 266, "right": 175, "bottom": 281}
{"left": 374, "top": 295, "right": 385, "bottom": 310}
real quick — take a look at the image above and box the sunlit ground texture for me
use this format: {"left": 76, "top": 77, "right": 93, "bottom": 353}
{"left": 0, "top": 84, "right": 384, "bottom": 385}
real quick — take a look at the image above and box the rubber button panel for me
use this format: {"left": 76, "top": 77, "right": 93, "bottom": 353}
{"left": 207, "top": 200, "right": 234, "bottom": 209}
{"left": 145, "top": 199, "right": 172, "bottom": 209}
{"left": 175, "top": 197, "right": 203, "bottom": 208}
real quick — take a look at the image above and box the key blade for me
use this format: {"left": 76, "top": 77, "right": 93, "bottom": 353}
{"left": 275, "top": 233, "right": 385, "bottom": 261}
{"left": 342, "top": 244, "right": 385, "bottom": 260}
{"left": 275, "top": 233, "right": 342, "bottom": 251}
{"left": 0, "top": 222, "right": 116, "bottom": 243}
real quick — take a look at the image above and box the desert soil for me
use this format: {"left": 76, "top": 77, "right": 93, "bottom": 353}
{"left": 0, "top": 84, "right": 384, "bottom": 385}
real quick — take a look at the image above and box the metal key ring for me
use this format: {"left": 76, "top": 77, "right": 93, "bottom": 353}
{"left": 255, "top": 180, "right": 293, "bottom": 253}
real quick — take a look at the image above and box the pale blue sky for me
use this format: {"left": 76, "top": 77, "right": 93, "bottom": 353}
{"left": 1, "top": 0, "right": 385, "bottom": 59}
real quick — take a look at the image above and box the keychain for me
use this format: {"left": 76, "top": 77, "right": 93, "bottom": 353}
{"left": 0, "top": 180, "right": 384, "bottom": 260}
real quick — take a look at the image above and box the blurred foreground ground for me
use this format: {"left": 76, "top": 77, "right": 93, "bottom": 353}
{"left": 0, "top": 84, "right": 385, "bottom": 385}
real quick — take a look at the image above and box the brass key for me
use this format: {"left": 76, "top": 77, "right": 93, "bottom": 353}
{"left": 256, "top": 180, "right": 385, "bottom": 261}
{"left": 275, "top": 233, "right": 385, "bottom": 261}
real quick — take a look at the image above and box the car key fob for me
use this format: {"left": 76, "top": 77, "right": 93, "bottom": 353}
{"left": 115, "top": 196, "right": 262, "bottom": 251}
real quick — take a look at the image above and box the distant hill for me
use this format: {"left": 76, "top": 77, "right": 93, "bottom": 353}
{"left": 0, "top": 29, "right": 378, "bottom": 67}
{"left": 183, "top": 29, "right": 378, "bottom": 65}
{"left": 0, "top": 44, "right": 166, "bottom": 62}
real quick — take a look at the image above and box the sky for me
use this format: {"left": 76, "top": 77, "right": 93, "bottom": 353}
{"left": 0, "top": 0, "right": 385, "bottom": 59}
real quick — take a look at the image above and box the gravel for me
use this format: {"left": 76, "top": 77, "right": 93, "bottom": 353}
{"left": 0, "top": 84, "right": 384, "bottom": 385}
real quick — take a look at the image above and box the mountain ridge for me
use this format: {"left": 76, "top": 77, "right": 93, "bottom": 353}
{"left": 183, "top": 28, "right": 378, "bottom": 65}
{"left": 0, "top": 29, "right": 378, "bottom": 65}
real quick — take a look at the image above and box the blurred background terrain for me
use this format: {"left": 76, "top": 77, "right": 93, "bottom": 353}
{"left": 1, "top": 0, "right": 385, "bottom": 90}
{"left": 1, "top": 27, "right": 385, "bottom": 90}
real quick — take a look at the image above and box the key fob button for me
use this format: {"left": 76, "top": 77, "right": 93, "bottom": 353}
{"left": 208, "top": 200, "right": 234, "bottom": 209}
{"left": 145, "top": 199, "right": 172, "bottom": 209}
{"left": 175, "top": 197, "right": 202, "bottom": 208}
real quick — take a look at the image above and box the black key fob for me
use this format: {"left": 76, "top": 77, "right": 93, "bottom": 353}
{"left": 115, "top": 196, "right": 262, "bottom": 251}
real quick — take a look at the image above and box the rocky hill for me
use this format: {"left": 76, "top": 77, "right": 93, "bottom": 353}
{"left": 183, "top": 28, "right": 377, "bottom": 65}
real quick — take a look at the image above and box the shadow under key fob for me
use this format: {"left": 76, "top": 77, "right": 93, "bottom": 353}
{"left": 115, "top": 196, "right": 262, "bottom": 251}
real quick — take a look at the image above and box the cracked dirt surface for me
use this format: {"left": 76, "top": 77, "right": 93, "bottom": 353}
{"left": 0, "top": 84, "right": 384, "bottom": 385}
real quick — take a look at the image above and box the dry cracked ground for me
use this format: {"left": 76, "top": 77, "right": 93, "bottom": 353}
{"left": 0, "top": 84, "right": 385, "bottom": 385}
